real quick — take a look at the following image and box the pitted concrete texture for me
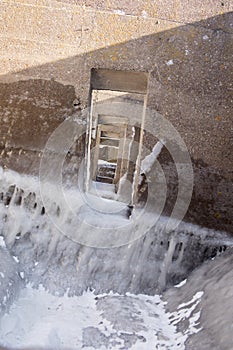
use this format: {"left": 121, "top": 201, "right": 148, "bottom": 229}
{"left": 53, "top": 1, "right": 233, "bottom": 24}
{"left": 0, "top": 1, "right": 232, "bottom": 233}
{"left": 0, "top": 1, "right": 232, "bottom": 77}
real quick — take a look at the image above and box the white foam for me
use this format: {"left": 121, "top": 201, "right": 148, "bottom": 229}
{"left": 0, "top": 284, "right": 203, "bottom": 349}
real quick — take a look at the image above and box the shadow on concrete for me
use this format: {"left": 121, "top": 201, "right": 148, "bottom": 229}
{"left": 0, "top": 12, "right": 232, "bottom": 233}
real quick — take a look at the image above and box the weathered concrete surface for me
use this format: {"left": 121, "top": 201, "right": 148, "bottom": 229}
{"left": 165, "top": 248, "right": 233, "bottom": 350}
{"left": 0, "top": 1, "right": 232, "bottom": 233}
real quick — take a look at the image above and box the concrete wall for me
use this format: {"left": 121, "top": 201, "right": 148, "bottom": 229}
{"left": 0, "top": 0, "right": 232, "bottom": 233}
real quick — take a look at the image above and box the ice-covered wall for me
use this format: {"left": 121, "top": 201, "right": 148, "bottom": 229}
{"left": 165, "top": 248, "right": 233, "bottom": 350}
{"left": 0, "top": 1, "right": 232, "bottom": 233}
{"left": 0, "top": 242, "right": 23, "bottom": 317}
{"left": 0, "top": 168, "right": 232, "bottom": 296}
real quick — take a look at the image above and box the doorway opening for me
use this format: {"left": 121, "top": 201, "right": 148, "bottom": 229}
{"left": 85, "top": 69, "right": 148, "bottom": 205}
{"left": 93, "top": 115, "right": 128, "bottom": 186}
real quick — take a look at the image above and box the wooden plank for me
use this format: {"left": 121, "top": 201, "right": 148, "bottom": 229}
{"left": 92, "top": 127, "right": 101, "bottom": 180}
{"left": 98, "top": 115, "right": 128, "bottom": 126}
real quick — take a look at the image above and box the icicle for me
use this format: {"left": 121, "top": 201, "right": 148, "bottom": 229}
{"left": 141, "top": 140, "right": 165, "bottom": 174}
{"left": 158, "top": 233, "right": 177, "bottom": 292}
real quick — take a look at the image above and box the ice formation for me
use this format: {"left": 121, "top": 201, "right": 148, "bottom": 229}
{"left": 0, "top": 167, "right": 232, "bottom": 349}
{"left": 0, "top": 282, "right": 203, "bottom": 349}
{"left": 140, "top": 140, "right": 164, "bottom": 174}
{"left": 0, "top": 166, "right": 232, "bottom": 297}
